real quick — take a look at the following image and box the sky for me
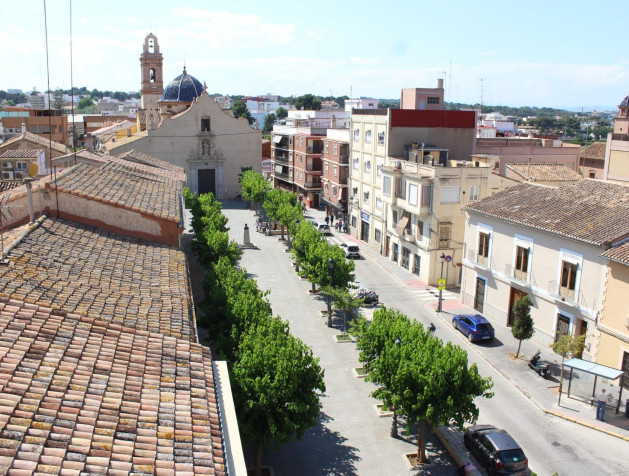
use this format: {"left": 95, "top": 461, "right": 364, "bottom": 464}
{"left": 2, "top": 0, "right": 628, "bottom": 110}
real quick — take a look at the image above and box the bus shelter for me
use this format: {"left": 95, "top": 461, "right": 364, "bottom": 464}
{"left": 559, "top": 358, "right": 624, "bottom": 414}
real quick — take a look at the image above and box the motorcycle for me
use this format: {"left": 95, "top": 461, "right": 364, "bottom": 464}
{"left": 528, "top": 350, "right": 551, "bottom": 378}
{"left": 357, "top": 288, "right": 379, "bottom": 305}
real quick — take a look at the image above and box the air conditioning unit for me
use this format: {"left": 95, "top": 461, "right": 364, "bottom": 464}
{"left": 2, "top": 162, "right": 12, "bottom": 170}
{"left": 14, "top": 171, "right": 25, "bottom": 180}
{"left": 395, "top": 161, "right": 402, "bottom": 169}
{"left": 2, "top": 171, "right": 14, "bottom": 180}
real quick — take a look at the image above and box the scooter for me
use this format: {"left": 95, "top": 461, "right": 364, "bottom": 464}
{"left": 528, "top": 350, "right": 551, "bottom": 378}
{"left": 357, "top": 288, "right": 379, "bottom": 305}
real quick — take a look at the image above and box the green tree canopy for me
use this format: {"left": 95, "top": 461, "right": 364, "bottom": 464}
{"left": 295, "top": 94, "right": 321, "bottom": 111}
{"left": 511, "top": 295, "right": 534, "bottom": 358}
{"left": 78, "top": 96, "right": 94, "bottom": 110}
{"left": 276, "top": 107, "right": 288, "bottom": 120}
{"left": 290, "top": 220, "right": 324, "bottom": 272}
{"left": 52, "top": 89, "right": 65, "bottom": 110}
{"left": 232, "top": 316, "right": 325, "bottom": 476}
{"left": 231, "top": 99, "right": 254, "bottom": 125}
{"left": 262, "top": 113, "right": 276, "bottom": 134}
{"left": 240, "top": 170, "right": 268, "bottom": 204}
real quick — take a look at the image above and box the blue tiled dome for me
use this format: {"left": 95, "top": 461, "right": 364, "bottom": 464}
{"left": 620, "top": 95, "right": 629, "bottom": 108}
{"left": 160, "top": 67, "right": 203, "bottom": 103}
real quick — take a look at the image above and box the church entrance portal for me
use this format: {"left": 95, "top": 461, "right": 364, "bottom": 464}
{"left": 198, "top": 169, "right": 216, "bottom": 196}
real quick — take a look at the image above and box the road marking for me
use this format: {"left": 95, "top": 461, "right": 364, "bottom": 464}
{"left": 413, "top": 289, "right": 459, "bottom": 302}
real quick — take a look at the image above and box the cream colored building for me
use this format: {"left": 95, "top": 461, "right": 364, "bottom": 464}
{"left": 597, "top": 242, "right": 629, "bottom": 386}
{"left": 461, "top": 180, "right": 629, "bottom": 356}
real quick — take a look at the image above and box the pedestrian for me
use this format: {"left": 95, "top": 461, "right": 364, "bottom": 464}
{"left": 596, "top": 388, "right": 609, "bottom": 421}
{"left": 330, "top": 215, "right": 334, "bottom": 225}
{"left": 325, "top": 215, "right": 329, "bottom": 225}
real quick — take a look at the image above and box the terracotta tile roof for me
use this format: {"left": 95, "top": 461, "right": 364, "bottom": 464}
{"left": 52, "top": 162, "right": 183, "bottom": 223}
{"left": 0, "top": 217, "right": 196, "bottom": 341}
{"left": 506, "top": 163, "right": 583, "bottom": 182}
{"left": 579, "top": 142, "right": 607, "bottom": 161}
{"left": 465, "top": 180, "right": 629, "bottom": 246}
{"left": 0, "top": 297, "right": 225, "bottom": 475}
{"left": 0, "top": 132, "right": 68, "bottom": 154}
{"left": 602, "top": 241, "right": 629, "bottom": 265}
{"left": 0, "top": 182, "right": 24, "bottom": 194}
{"left": 118, "top": 150, "right": 185, "bottom": 175}
{"left": 106, "top": 130, "right": 149, "bottom": 151}
{"left": 0, "top": 149, "right": 44, "bottom": 159}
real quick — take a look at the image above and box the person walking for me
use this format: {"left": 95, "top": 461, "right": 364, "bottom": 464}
{"left": 596, "top": 388, "right": 609, "bottom": 421}
{"left": 324, "top": 215, "right": 329, "bottom": 225}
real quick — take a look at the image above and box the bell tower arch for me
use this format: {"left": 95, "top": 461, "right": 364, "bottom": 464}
{"left": 140, "top": 33, "right": 164, "bottom": 112}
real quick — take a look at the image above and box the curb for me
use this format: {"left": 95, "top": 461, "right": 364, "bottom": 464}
{"left": 543, "top": 409, "right": 629, "bottom": 442}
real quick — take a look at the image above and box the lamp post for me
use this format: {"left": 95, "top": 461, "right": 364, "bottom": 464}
{"left": 438, "top": 253, "right": 446, "bottom": 313}
{"left": 327, "top": 258, "right": 335, "bottom": 327}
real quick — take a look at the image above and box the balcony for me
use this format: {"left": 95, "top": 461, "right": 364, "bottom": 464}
{"left": 505, "top": 264, "right": 529, "bottom": 285}
{"left": 304, "top": 179, "right": 322, "bottom": 188}
{"left": 274, "top": 154, "right": 290, "bottom": 163}
{"left": 275, "top": 172, "right": 291, "bottom": 181}
{"left": 467, "top": 250, "right": 489, "bottom": 269}
{"left": 403, "top": 232, "right": 415, "bottom": 243}
{"left": 548, "top": 280, "right": 578, "bottom": 304}
{"left": 339, "top": 155, "right": 349, "bottom": 165}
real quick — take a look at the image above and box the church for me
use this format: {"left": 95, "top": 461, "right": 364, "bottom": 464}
{"left": 108, "top": 33, "right": 261, "bottom": 198}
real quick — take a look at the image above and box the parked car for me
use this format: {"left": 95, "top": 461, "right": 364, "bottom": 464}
{"left": 339, "top": 242, "right": 360, "bottom": 259}
{"left": 463, "top": 425, "right": 528, "bottom": 476}
{"left": 315, "top": 222, "right": 331, "bottom": 235}
{"left": 452, "top": 314, "right": 494, "bottom": 342}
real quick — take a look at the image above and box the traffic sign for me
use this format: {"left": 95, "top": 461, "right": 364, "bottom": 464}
{"left": 438, "top": 279, "right": 446, "bottom": 290}
{"left": 445, "top": 255, "right": 452, "bottom": 263}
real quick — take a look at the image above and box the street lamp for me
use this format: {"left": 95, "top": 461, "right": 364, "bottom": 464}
{"left": 438, "top": 253, "right": 446, "bottom": 313}
{"left": 327, "top": 258, "right": 335, "bottom": 327}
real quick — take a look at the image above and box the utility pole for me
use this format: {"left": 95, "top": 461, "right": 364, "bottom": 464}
{"left": 480, "top": 77, "right": 487, "bottom": 114}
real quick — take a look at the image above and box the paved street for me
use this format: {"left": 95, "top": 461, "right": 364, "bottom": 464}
{"left": 217, "top": 201, "right": 629, "bottom": 475}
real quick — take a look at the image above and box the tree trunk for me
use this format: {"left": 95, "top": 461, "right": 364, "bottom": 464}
{"left": 390, "top": 408, "right": 398, "bottom": 437}
{"left": 254, "top": 442, "right": 263, "bottom": 476}
{"left": 515, "top": 339, "right": 522, "bottom": 359}
{"left": 417, "top": 419, "right": 429, "bottom": 463}
{"left": 311, "top": 282, "right": 316, "bottom": 293}
{"left": 281, "top": 224, "right": 285, "bottom": 240}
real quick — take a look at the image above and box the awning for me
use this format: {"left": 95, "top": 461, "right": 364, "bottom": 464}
{"left": 395, "top": 211, "right": 410, "bottom": 235}
{"left": 562, "top": 358, "right": 624, "bottom": 380}
{"left": 273, "top": 135, "right": 283, "bottom": 144}
{"left": 320, "top": 196, "right": 345, "bottom": 212}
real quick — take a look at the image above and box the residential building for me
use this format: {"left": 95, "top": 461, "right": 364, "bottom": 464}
{"left": 0, "top": 107, "right": 69, "bottom": 145}
{"left": 598, "top": 241, "right": 629, "bottom": 387}
{"left": 504, "top": 162, "right": 583, "bottom": 186}
{"left": 461, "top": 180, "right": 629, "bottom": 357}
{"left": 0, "top": 149, "right": 46, "bottom": 179}
{"left": 400, "top": 79, "right": 444, "bottom": 110}
{"left": 321, "top": 129, "right": 350, "bottom": 220}
{"left": 602, "top": 94, "right": 629, "bottom": 184}
{"left": 579, "top": 142, "right": 606, "bottom": 179}
{"left": 475, "top": 137, "right": 581, "bottom": 175}
{"left": 345, "top": 98, "right": 380, "bottom": 111}
{"left": 0, "top": 130, "right": 68, "bottom": 169}
{"left": 292, "top": 132, "right": 324, "bottom": 207}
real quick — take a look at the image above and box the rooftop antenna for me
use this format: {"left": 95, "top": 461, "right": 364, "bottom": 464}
{"left": 438, "top": 71, "right": 447, "bottom": 108}
{"left": 448, "top": 60, "right": 452, "bottom": 105}
{"left": 480, "top": 77, "right": 487, "bottom": 113}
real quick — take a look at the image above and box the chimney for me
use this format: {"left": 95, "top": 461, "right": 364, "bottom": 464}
{"left": 21, "top": 122, "right": 26, "bottom": 133}
{"left": 527, "top": 157, "right": 531, "bottom": 180}
{"left": 437, "top": 78, "right": 444, "bottom": 89}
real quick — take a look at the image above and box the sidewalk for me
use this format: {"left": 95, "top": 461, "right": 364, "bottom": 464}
{"left": 308, "top": 205, "right": 629, "bottom": 444}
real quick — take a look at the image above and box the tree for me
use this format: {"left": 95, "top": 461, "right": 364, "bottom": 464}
{"left": 276, "top": 107, "right": 288, "bottom": 120}
{"left": 290, "top": 220, "right": 324, "bottom": 274}
{"left": 551, "top": 333, "right": 586, "bottom": 397}
{"left": 328, "top": 287, "right": 363, "bottom": 336}
{"left": 262, "top": 113, "right": 276, "bottom": 134}
{"left": 77, "top": 96, "right": 99, "bottom": 113}
{"left": 511, "top": 295, "right": 534, "bottom": 358}
{"left": 231, "top": 100, "right": 254, "bottom": 125}
{"left": 232, "top": 316, "right": 325, "bottom": 476}
{"left": 52, "top": 89, "right": 65, "bottom": 110}
{"left": 295, "top": 94, "right": 321, "bottom": 111}
{"left": 302, "top": 239, "right": 354, "bottom": 297}
{"left": 240, "top": 170, "right": 268, "bottom": 213}
{"left": 263, "top": 188, "right": 302, "bottom": 241}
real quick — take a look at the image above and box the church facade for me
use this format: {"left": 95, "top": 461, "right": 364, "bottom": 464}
{"left": 111, "top": 33, "right": 261, "bottom": 199}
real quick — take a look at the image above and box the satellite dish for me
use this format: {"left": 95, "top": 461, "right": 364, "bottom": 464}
{"left": 27, "top": 163, "right": 38, "bottom": 178}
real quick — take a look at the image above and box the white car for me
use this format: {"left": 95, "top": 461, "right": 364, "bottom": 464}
{"left": 340, "top": 242, "right": 360, "bottom": 259}
{"left": 315, "top": 222, "right": 331, "bottom": 235}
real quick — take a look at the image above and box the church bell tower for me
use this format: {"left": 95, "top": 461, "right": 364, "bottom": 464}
{"left": 140, "top": 33, "right": 163, "bottom": 115}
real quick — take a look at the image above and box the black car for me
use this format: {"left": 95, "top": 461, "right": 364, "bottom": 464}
{"left": 463, "top": 425, "right": 528, "bottom": 475}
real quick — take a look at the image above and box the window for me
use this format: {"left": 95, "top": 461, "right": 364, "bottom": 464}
{"left": 560, "top": 260, "right": 578, "bottom": 299}
{"left": 201, "top": 118, "right": 210, "bottom": 132}
{"left": 325, "top": 163, "right": 329, "bottom": 174}
{"left": 383, "top": 176, "right": 391, "bottom": 196}
{"left": 332, "top": 186, "right": 337, "bottom": 197}
{"left": 289, "top": 137, "right": 293, "bottom": 145}
{"left": 422, "top": 185, "right": 431, "bottom": 207}
{"left": 333, "top": 165, "right": 337, "bottom": 176}
{"left": 325, "top": 143, "right": 329, "bottom": 154}
{"left": 514, "top": 246, "right": 529, "bottom": 280}
{"left": 378, "top": 132, "right": 385, "bottom": 145}
{"left": 622, "top": 351, "right": 629, "bottom": 389}
{"left": 352, "top": 187, "right": 358, "bottom": 197}
{"left": 334, "top": 144, "right": 338, "bottom": 155}
{"left": 439, "top": 224, "right": 451, "bottom": 247}
{"left": 401, "top": 247, "right": 410, "bottom": 269}
{"left": 16, "top": 162, "right": 28, "bottom": 171}
{"left": 469, "top": 185, "right": 480, "bottom": 202}
{"left": 365, "top": 130, "right": 372, "bottom": 143}
{"left": 440, "top": 186, "right": 461, "bottom": 204}
{"left": 364, "top": 161, "right": 371, "bottom": 173}
{"left": 413, "top": 254, "right": 420, "bottom": 275}
{"left": 299, "top": 139, "right": 303, "bottom": 147}
{"left": 394, "top": 178, "right": 406, "bottom": 199}
{"left": 478, "top": 232, "right": 490, "bottom": 265}
{"left": 374, "top": 229, "right": 381, "bottom": 243}
{"left": 363, "top": 191, "right": 370, "bottom": 204}
{"left": 354, "top": 129, "right": 360, "bottom": 141}
{"left": 377, "top": 164, "right": 382, "bottom": 177}
{"left": 392, "top": 210, "right": 398, "bottom": 225}
{"left": 353, "top": 158, "right": 359, "bottom": 170}
{"left": 408, "top": 183, "right": 418, "bottom": 205}
{"left": 376, "top": 196, "right": 382, "bottom": 209}
{"left": 325, "top": 183, "right": 329, "bottom": 193}
{"left": 417, "top": 220, "right": 424, "bottom": 238}
{"left": 351, "top": 216, "right": 357, "bottom": 227}
{"left": 589, "top": 171, "right": 596, "bottom": 178}
{"left": 393, "top": 243, "right": 399, "bottom": 262}
{"left": 427, "top": 97, "right": 440, "bottom": 104}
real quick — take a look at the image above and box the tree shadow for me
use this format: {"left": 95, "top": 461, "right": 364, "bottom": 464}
{"left": 245, "top": 412, "right": 361, "bottom": 476}
{"left": 220, "top": 199, "right": 249, "bottom": 210}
